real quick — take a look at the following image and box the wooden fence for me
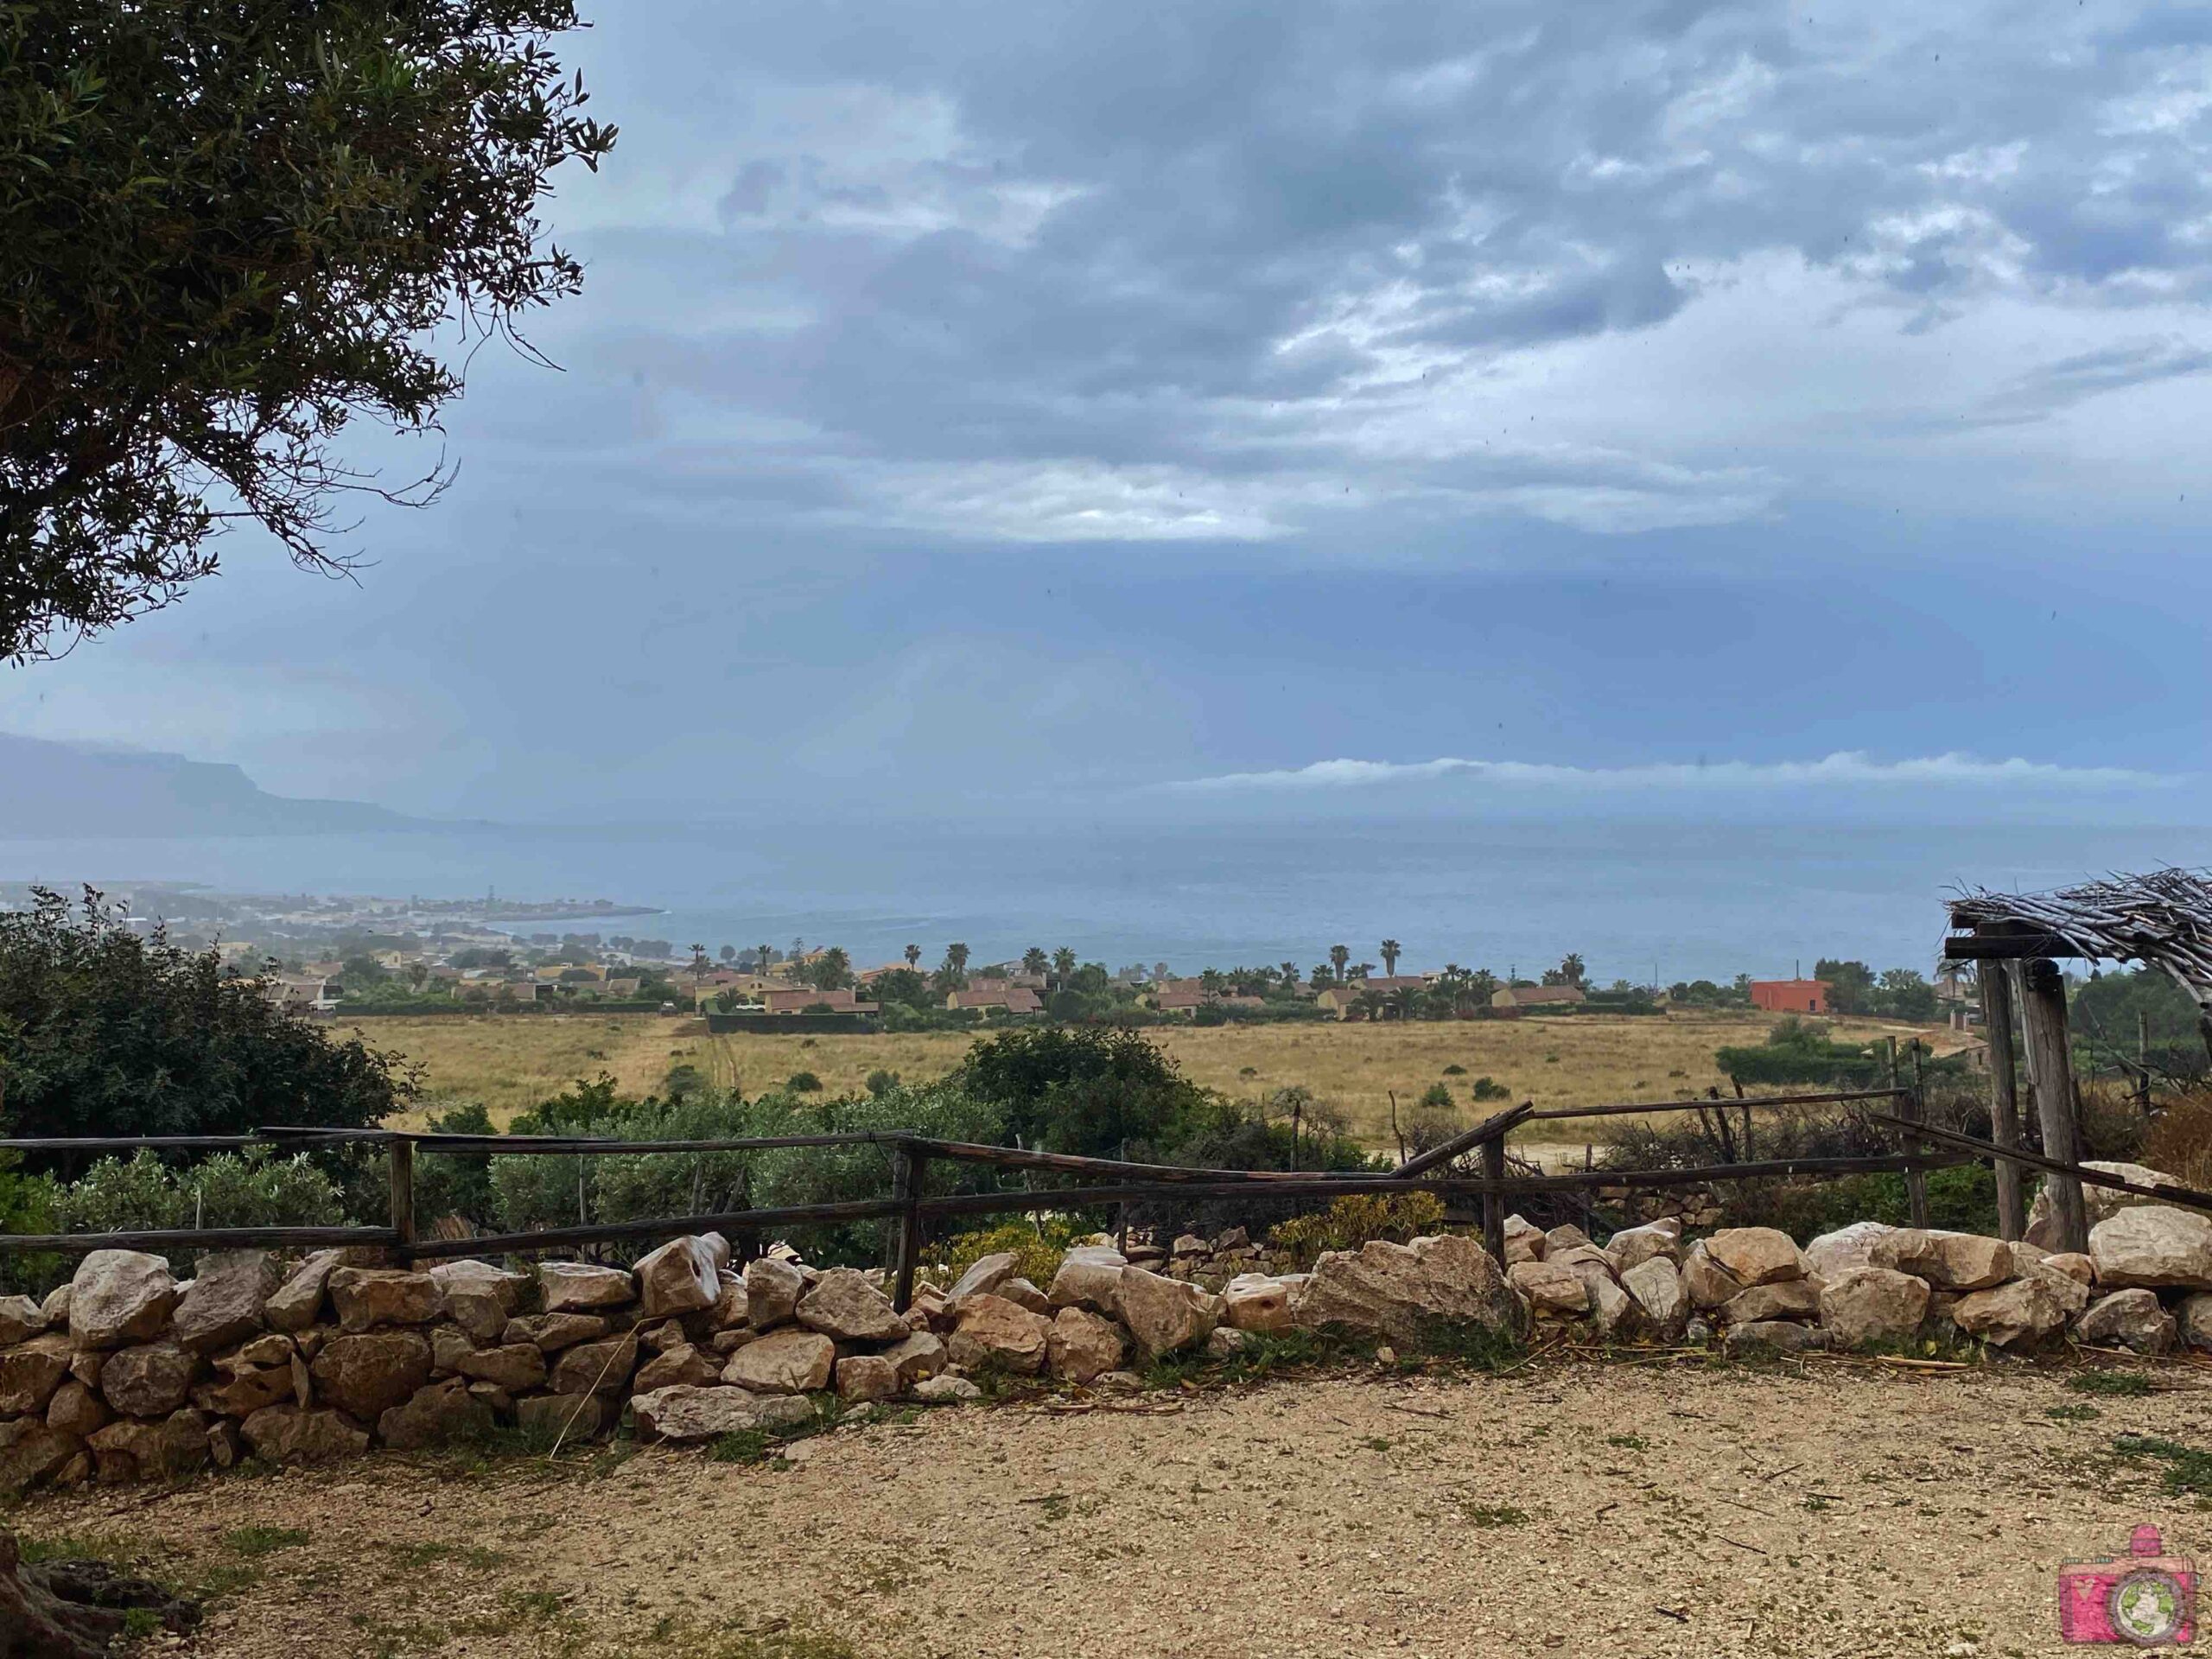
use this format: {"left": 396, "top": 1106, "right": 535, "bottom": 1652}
{"left": 0, "top": 1084, "right": 2005, "bottom": 1310}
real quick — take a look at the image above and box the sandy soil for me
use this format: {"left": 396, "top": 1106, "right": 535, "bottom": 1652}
{"left": 16, "top": 1354, "right": 2211, "bottom": 1659}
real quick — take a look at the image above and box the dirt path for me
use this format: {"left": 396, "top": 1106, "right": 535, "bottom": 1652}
{"left": 18, "top": 1357, "right": 2211, "bottom": 1659}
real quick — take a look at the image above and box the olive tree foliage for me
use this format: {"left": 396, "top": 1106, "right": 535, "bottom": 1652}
{"left": 0, "top": 2, "right": 616, "bottom": 662}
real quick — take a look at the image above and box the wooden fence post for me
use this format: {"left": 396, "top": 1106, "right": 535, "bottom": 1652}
{"left": 388, "top": 1137, "right": 416, "bottom": 1262}
{"left": 1904, "top": 1045, "right": 1929, "bottom": 1228}
{"left": 1981, "top": 963, "right": 2026, "bottom": 1240}
{"left": 1480, "top": 1135, "right": 1506, "bottom": 1263}
{"left": 2022, "top": 957, "right": 2088, "bottom": 1252}
{"left": 888, "top": 1144, "right": 927, "bottom": 1313}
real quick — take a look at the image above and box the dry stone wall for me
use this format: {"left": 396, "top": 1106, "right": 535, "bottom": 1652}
{"left": 6, "top": 1188, "right": 2212, "bottom": 1496}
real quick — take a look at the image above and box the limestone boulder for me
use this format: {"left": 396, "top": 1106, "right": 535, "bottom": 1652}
{"left": 0, "top": 1335, "right": 73, "bottom": 1415}
{"left": 171, "top": 1250, "right": 279, "bottom": 1353}
{"left": 97, "top": 1344, "right": 200, "bottom": 1424}
{"left": 2024, "top": 1258, "right": 2093, "bottom": 1319}
{"left": 721, "top": 1329, "right": 834, "bottom": 1394}
{"left": 1724, "top": 1321, "right": 1829, "bottom": 1356}
{"left": 0, "top": 1296, "right": 47, "bottom": 1346}
{"left": 1620, "top": 1258, "right": 1688, "bottom": 1337}
{"left": 457, "top": 1343, "right": 549, "bottom": 1392}
{"left": 1952, "top": 1275, "right": 2071, "bottom": 1349}
{"left": 944, "top": 1251, "right": 1019, "bottom": 1307}
{"left": 378, "top": 1378, "right": 494, "bottom": 1451}
{"left": 632, "top": 1343, "right": 720, "bottom": 1393}
{"left": 219, "top": 1333, "right": 295, "bottom": 1373}
{"left": 1819, "top": 1268, "right": 1930, "bottom": 1349}
{"left": 39, "top": 1283, "right": 70, "bottom": 1325}
{"left": 190, "top": 1365, "right": 294, "bottom": 1419}
{"left": 2181, "top": 1292, "right": 2212, "bottom": 1353}
{"left": 327, "top": 1268, "right": 437, "bottom": 1332}
{"left": 506, "top": 1313, "right": 607, "bottom": 1352}
{"left": 537, "top": 1261, "right": 634, "bottom": 1315}
{"left": 240, "top": 1404, "right": 370, "bottom": 1464}
{"left": 1544, "top": 1223, "right": 1594, "bottom": 1255}
{"left": 945, "top": 1294, "right": 1052, "bottom": 1375}
{"left": 309, "top": 1330, "right": 433, "bottom": 1420}
{"left": 1604, "top": 1220, "right": 1681, "bottom": 1274}
{"left": 997, "top": 1277, "right": 1052, "bottom": 1316}
{"left": 1114, "top": 1268, "right": 1221, "bottom": 1361}
{"left": 88, "top": 1408, "right": 207, "bottom": 1483}
{"left": 1803, "top": 1221, "right": 1896, "bottom": 1284}
{"left": 1587, "top": 1275, "right": 1643, "bottom": 1342}
{"left": 0, "top": 1420, "right": 82, "bottom": 1496}
{"left": 2027, "top": 1160, "right": 2184, "bottom": 1248}
{"left": 881, "top": 1332, "right": 947, "bottom": 1386}
{"left": 1046, "top": 1307, "right": 1127, "bottom": 1383}
{"left": 1221, "top": 1273, "right": 1298, "bottom": 1335}
{"left": 1719, "top": 1280, "right": 1822, "bottom": 1325}
{"left": 743, "top": 1257, "right": 805, "bottom": 1329}
{"left": 2044, "top": 1253, "right": 2095, "bottom": 1288}
{"left": 708, "top": 1270, "right": 749, "bottom": 1331}
{"left": 548, "top": 1334, "right": 642, "bottom": 1396}
{"left": 44, "top": 1379, "right": 109, "bottom": 1440}
{"left": 1507, "top": 1260, "right": 1590, "bottom": 1318}
{"left": 429, "top": 1260, "right": 530, "bottom": 1342}
{"left": 2075, "top": 1288, "right": 2177, "bottom": 1355}
{"left": 1047, "top": 1245, "right": 1128, "bottom": 1314}
{"left": 1702, "top": 1228, "right": 1804, "bottom": 1287}
{"left": 635, "top": 1236, "right": 721, "bottom": 1320}
{"left": 515, "top": 1393, "right": 605, "bottom": 1440}
{"left": 912, "top": 1374, "right": 982, "bottom": 1403}
{"left": 795, "top": 1269, "right": 906, "bottom": 1344}
{"left": 1869, "top": 1230, "right": 2010, "bottom": 1292}
{"left": 264, "top": 1249, "right": 343, "bottom": 1332}
{"left": 1290, "top": 1234, "right": 1522, "bottom": 1347}
{"left": 631, "top": 1383, "right": 815, "bottom": 1443}
{"left": 834, "top": 1355, "right": 899, "bottom": 1403}
{"left": 1679, "top": 1243, "right": 1743, "bottom": 1310}
{"left": 2089, "top": 1206, "right": 2212, "bottom": 1291}
{"left": 67, "top": 1251, "right": 178, "bottom": 1349}
{"left": 1502, "top": 1214, "right": 1546, "bottom": 1266}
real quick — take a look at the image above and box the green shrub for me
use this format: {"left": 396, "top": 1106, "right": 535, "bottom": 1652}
{"left": 785, "top": 1071, "right": 823, "bottom": 1094}
{"left": 1269, "top": 1192, "right": 1448, "bottom": 1269}
{"left": 54, "top": 1147, "right": 344, "bottom": 1256}
{"left": 931, "top": 1217, "right": 1089, "bottom": 1289}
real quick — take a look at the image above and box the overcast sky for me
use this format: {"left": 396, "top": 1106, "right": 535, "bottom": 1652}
{"left": 6, "top": 0, "right": 2212, "bottom": 824}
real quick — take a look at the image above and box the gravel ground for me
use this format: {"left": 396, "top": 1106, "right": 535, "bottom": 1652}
{"left": 16, "top": 1353, "right": 2212, "bottom": 1659}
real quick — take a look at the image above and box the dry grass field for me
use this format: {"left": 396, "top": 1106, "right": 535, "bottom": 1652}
{"left": 353, "top": 1007, "right": 1966, "bottom": 1149}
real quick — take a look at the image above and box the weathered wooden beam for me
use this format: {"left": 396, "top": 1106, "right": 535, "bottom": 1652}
{"left": 404, "top": 1198, "right": 906, "bottom": 1260}
{"left": 1940, "top": 931, "right": 2088, "bottom": 961}
{"left": 1393, "top": 1102, "right": 1535, "bottom": 1178}
{"left": 1981, "top": 964, "right": 2025, "bottom": 1240}
{"left": 1522, "top": 1087, "right": 1905, "bottom": 1123}
{"left": 1869, "top": 1113, "right": 2212, "bottom": 1218}
{"left": 0, "top": 1226, "right": 398, "bottom": 1256}
{"left": 2020, "top": 957, "right": 2088, "bottom": 1252}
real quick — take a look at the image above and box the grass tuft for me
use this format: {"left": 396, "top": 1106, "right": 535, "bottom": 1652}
{"left": 2069, "top": 1370, "right": 2156, "bottom": 1397}
{"left": 223, "top": 1525, "right": 309, "bottom": 1557}
{"left": 2113, "top": 1433, "right": 2212, "bottom": 1498}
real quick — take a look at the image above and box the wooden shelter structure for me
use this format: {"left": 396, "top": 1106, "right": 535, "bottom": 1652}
{"left": 1941, "top": 868, "right": 2212, "bottom": 1250}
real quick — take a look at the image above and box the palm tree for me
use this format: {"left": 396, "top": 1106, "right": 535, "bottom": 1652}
{"left": 756, "top": 944, "right": 772, "bottom": 976}
{"left": 1379, "top": 939, "right": 1402, "bottom": 977}
{"left": 689, "top": 944, "right": 709, "bottom": 984}
{"left": 1279, "top": 960, "right": 1299, "bottom": 988}
{"left": 904, "top": 943, "right": 921, "bottom": 969}
{"left": 944, "top": 942, "right": 970, "bottom": 986}
{"left": 1021, "top": 947, "right": 1049, "bottom": 977}
{"left": 1329, "top": 944, "right": 1350, "bottom": 982}
{"left": 1052, "top": 946, "right": 1077, "bottom": 983}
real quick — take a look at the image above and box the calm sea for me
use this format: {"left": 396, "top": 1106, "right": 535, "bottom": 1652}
{"left": 5, "top": 816, "right": 2209, "bottom": 983}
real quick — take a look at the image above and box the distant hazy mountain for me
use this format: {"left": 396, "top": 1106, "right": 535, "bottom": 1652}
{"left": 0, "top": 733, "right": 422, "bottom": 836}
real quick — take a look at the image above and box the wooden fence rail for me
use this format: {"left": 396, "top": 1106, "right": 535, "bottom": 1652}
{"left": 1, "top": 1086, "right": 1962, "bottom": 1306}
